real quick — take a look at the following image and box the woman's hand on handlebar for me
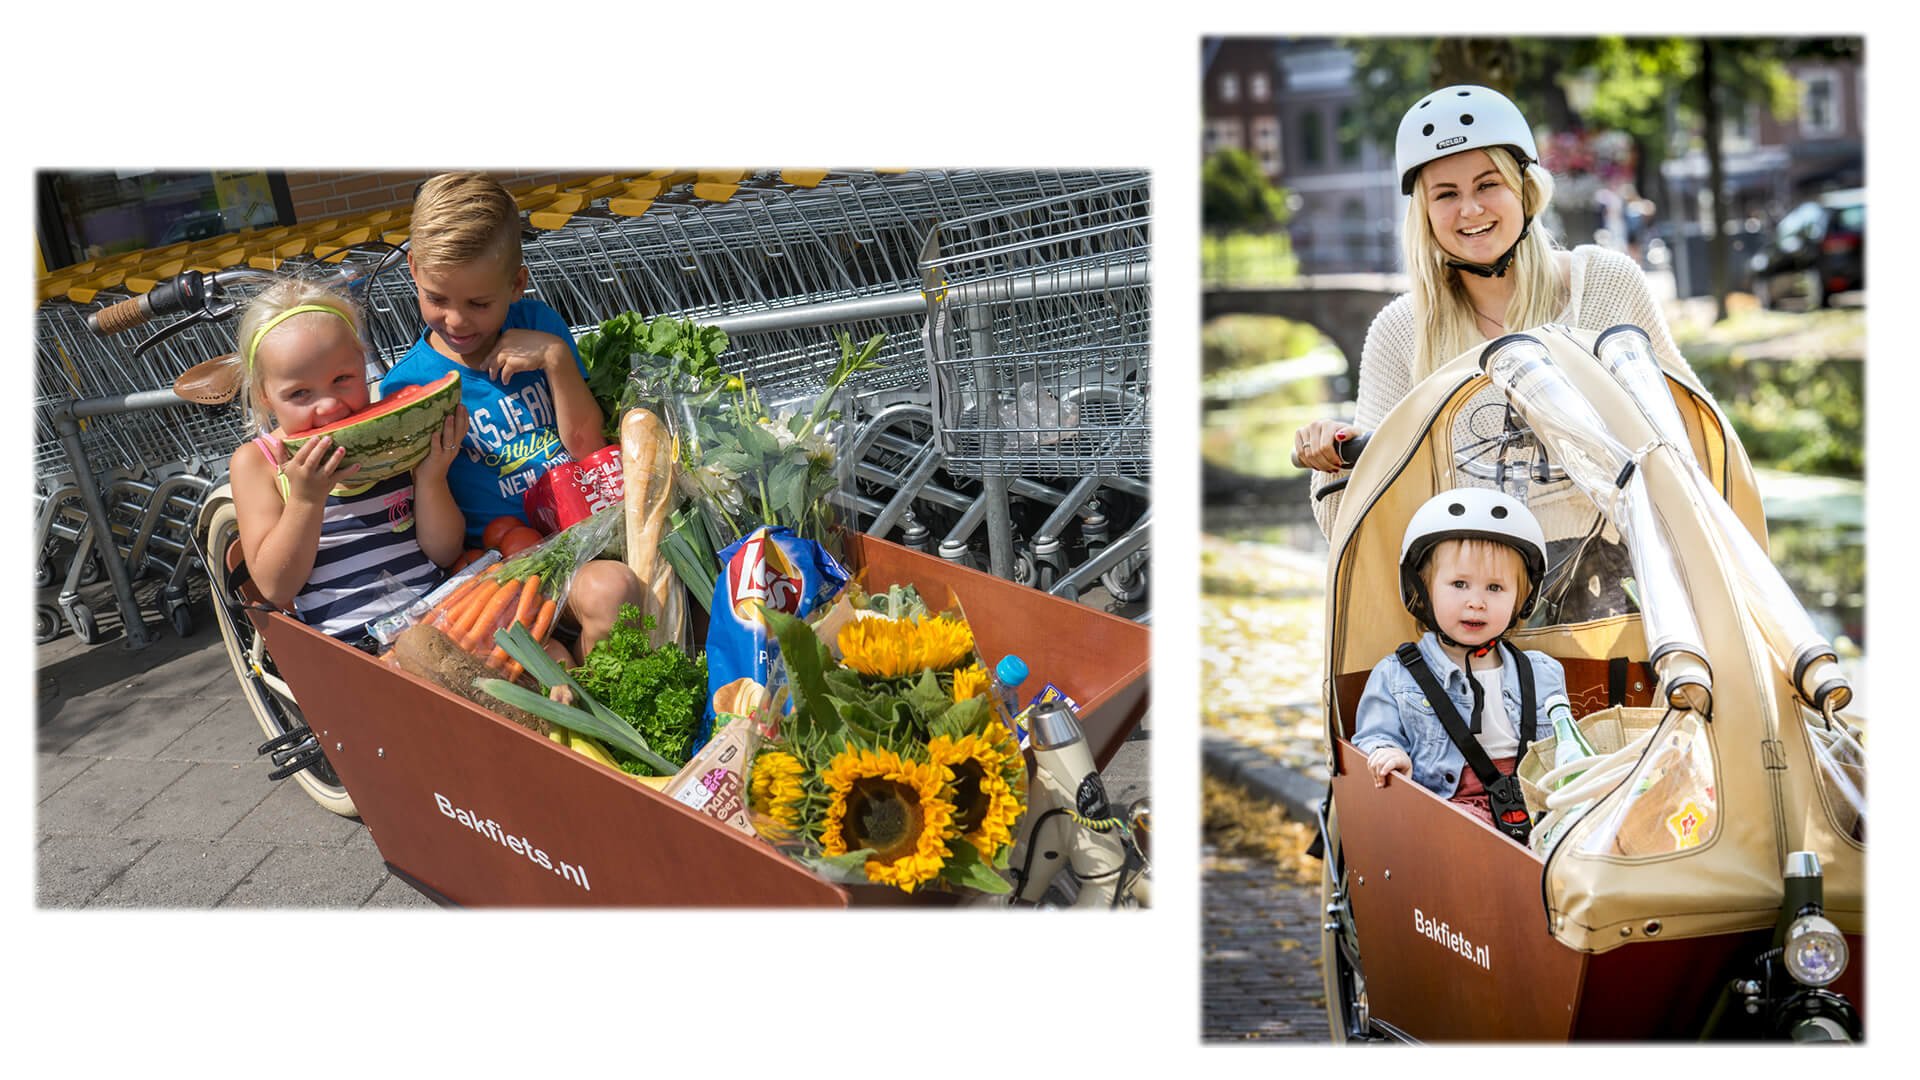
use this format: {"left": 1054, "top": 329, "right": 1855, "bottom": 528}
{"left": 1293, "top": 420, "right": 1361, "bottom": 473}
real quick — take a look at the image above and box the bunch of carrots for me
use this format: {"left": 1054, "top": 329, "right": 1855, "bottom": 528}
{"left": 422, "top": 562, "right": 559, "bottom": 683}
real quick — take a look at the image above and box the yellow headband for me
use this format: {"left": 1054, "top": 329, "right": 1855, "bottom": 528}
{"left": 244, "top": 304, "right": 356, "bottom": 372}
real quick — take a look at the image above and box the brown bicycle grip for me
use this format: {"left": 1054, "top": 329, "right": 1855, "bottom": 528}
{"left": 89, "top": 294, "right": 152, "bottom": 335}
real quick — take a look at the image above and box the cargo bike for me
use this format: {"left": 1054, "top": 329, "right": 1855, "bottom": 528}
{"left": 1311, "top": 324, "right": 1865, "bottom": 1041}
{"left": 66, "top": 169, "right": 1152, "bottom": 906}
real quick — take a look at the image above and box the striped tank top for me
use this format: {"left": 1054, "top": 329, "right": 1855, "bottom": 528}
{"left": 253, "top": 436, "right": 445, "bottom": 640}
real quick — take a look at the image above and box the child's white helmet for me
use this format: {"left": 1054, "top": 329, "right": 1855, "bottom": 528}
{"left": 1399, "top": 488, "right": 1549, "bottom": 626}
{"left": 1395, "top": 84, "right": 1539, "bottom": 195}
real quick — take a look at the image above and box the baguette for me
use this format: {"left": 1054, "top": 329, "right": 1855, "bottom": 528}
{"left": 621, "top": 406, "right": 687, "bottom": 649}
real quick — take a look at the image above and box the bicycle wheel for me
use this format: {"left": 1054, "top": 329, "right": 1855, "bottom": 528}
{"left": 1319, "top": 807, "right": 1381, "bottom": 1043}
{"left": 200, "top": 496, "right": 358, "bottom": 818}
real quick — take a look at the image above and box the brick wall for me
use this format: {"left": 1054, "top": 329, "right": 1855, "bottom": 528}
{"left": 281, "top": 170, "right": 596, "bottom": 223}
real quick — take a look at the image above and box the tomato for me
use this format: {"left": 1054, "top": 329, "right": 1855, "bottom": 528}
{"left": 497, "top": 526, "right": 544, "bottom": 557}
{"left": 482, "top": 516, "right": 524, "bottom": 552}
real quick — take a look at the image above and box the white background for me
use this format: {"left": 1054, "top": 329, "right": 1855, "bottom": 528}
{"left": 4, "top": 2, "right": 1908, "bottom": 1072}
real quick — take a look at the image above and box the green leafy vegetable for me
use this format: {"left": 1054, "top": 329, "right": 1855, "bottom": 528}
{"left": 480, "top": 624, "right": 678, "bottom": 776}
{"left": 576, "top": 312, "right": 732, "bottom": 439}
{"left": 567, "top": 604, "right": 708, "bottom": 766}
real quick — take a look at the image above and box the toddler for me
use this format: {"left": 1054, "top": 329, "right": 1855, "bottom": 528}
{"left": 1351, "top": 488, "right": 1568, "bottom": 843}
{"left": 226, "top": 280, "right": 467, "bottom": 644}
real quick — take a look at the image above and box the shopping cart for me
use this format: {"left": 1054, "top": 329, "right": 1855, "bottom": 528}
{"left": 499, "top": 169, "right": 1153, "bottom": 608}
{"left": 918, "top": 174, "right": 1151, "bottom": 601}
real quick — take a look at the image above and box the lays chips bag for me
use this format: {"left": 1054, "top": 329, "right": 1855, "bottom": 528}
{"left": 698, "top": 526, "right": 848, "bottom": 751}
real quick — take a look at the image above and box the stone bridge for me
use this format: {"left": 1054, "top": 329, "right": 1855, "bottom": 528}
{"left": 1202, "top": 274, "right": 1406, "bottom": 384}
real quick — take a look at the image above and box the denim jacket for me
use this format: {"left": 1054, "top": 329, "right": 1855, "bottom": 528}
{"left": 1350, "top": 632, "right": 1569, "bottom": 798}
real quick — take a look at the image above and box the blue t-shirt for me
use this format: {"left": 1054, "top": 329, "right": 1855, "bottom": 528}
{"left": 379, "top": 297, "right": 589, "bottom": 546}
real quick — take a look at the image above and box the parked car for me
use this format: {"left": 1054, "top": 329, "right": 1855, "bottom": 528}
{"left": 1748, "top": 189, "right": 1864, "bottom": 310}
{"left": 158, "top": 210, "right": 230, "bottom": 246}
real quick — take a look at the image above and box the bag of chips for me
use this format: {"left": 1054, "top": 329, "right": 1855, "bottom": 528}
{"left": 699, "top": 526, "right": 848, "bottom": 750}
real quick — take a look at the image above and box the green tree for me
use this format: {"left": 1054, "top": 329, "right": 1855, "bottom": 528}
{"left": 1202, "top": 148, "right": 1291, "bottom": 231}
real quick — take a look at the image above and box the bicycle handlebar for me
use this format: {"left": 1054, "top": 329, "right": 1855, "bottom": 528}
{"left": 87, "top": 269, "right": 210, "bottom": 335}
{"left": 85, "top": 255, "right": 395, "bottom": 339}
{"left": 1291, "top": 429, "right": 1371, "bottom": 471}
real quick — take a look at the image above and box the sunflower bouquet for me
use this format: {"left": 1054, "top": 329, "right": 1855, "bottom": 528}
{"left": 749, "top": 585, "right": 1027, "bottom": 895}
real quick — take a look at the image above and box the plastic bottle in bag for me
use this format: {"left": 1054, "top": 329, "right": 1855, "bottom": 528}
{"left": 1547, "top": 694, "right": 1596, "bottom": 786}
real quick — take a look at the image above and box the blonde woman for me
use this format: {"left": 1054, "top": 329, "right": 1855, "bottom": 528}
{"left": 1295, "top": 85, "right": 1698, "bottom": 544}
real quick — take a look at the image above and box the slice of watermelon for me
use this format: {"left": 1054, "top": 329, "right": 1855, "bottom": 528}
{"left": 281, "top": 371, "right": 462, "bottom": 484}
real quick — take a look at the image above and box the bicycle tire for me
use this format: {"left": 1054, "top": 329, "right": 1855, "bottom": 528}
{"left": 1319, "top": 826, "right": 1385, "bottom": 1043}
{"left": 200, "top": 497, "right": 358, "bottom": 818}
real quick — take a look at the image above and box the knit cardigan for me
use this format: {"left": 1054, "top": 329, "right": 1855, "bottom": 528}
{"left": 1310, "top": 245, "right": 1700, "bottom": 540}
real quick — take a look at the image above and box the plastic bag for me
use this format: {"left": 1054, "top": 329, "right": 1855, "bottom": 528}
{"left": 367, "top": 551, "right": 503, "bottom": 647}
{"left": 998, "top": 379, "right": 1079, "bottom": 447}
{"left": 402, "top": 506, "right": 625, "bottom": 675}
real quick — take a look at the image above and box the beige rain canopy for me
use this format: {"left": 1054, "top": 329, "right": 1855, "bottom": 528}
{"left": 1322, "top": 325, "right": 1863, "bottom": 953}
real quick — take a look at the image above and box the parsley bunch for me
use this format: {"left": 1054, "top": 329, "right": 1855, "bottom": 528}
{"left": 567, "top": 604, "right": 708, "bottom": 769}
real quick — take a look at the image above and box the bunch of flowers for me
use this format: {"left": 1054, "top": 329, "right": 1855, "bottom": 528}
{"left": 748, "top": 584, "right": 1026, "bottom": 895}
{"left": 667, "top": 331, "right": 884, "bottom": 561}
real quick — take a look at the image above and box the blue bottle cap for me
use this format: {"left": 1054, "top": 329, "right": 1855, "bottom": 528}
{"left": 994, "top": 654, "right": 1029, "bottom": 687}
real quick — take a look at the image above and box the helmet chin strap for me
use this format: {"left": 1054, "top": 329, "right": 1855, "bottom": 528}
{"left": 1445, "top": 216, "right": 1533, "bottom": 279}
{"left": 1430, "top": 624, "right": 1508, "bottom": 735}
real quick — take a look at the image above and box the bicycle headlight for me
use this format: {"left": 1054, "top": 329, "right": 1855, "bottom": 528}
{"left": 1783, "top": 914, "right": 1848, "bottom": 987}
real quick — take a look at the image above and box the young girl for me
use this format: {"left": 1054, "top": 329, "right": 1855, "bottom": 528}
{"left": 227, "top": 280, "right": 468, "bottom": 644}
{"left": 1351, "top": 488, "right": 1568, "bottom": 839}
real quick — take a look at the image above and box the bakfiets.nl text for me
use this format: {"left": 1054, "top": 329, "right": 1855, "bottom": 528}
{"left": 1414, "top": 907, "right": 1490, "bottom": 970}
{"left": 434, "top": 792, "right": 591, "bottom": 892}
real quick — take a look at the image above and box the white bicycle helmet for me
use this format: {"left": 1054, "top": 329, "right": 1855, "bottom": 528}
{"left": 1395, "top": 84, "right": 1540, "bottom": 195}
{"left": 1399, "top": 488, "right": 1549, "bottom": 628}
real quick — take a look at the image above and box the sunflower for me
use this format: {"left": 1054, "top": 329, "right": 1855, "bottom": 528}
{"left": 838, "top": 615, "right": 976, "bottom": 679}
{"left": 928, "top": 732, "right": 1024, "bottom": 862}
{"left": 749, "top": 750, "right": 808, "bottom": 841}
{"left": 951, "top": 663, "right": 989, "bottom": 703}
{"left": 820, "top": 746, "right": 958, "bottom": 892}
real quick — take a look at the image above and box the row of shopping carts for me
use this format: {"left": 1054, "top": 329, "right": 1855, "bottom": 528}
{"left": 33, "top": 168, "right": 1151, "bottom": 646}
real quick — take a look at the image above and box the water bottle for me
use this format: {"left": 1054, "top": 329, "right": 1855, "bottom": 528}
{"left": 1547, "top": 694, "right": 1596, "bottom": 785}
{"left": 989, "top": 654, "right": 1031, "bottom": 748}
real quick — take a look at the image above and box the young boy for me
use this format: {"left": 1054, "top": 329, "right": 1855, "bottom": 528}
{"left": 1350, "top": 488, "right": 1568, "bottom": 842}
{"left": 380, "top": 172, "right": 640, "bottom": 660}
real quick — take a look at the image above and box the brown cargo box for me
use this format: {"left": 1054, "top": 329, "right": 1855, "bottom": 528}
{"left": 252, "top": 533, "right": 1150, "bottom": 907}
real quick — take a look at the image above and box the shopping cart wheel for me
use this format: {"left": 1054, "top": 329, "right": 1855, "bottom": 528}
{"left": 34, "top": 558, "right": 53, "bottom": 589}
{"left": 35, "top": 604, "right": 62, "bottom": 645}
{"left": 79, "top": 553, "right": 104, "bottom": 587}
{"left": 69, "top": 602, "right": 101, "bottom": 645}
{"left": 200, "top": 497, "right": 358, "bottom": 818}
{"left": 168, "top": 602, "right": 194, "bottom": 639}
{"left": 1101, "top": 561, "right": 1149, "bottom": 604}
{"left": 1011, "top": 549, "right": 1038, "bottom": 588}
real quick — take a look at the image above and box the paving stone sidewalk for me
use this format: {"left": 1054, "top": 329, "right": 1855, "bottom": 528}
{"left": 1202, "top": 842, "right": 1329, "bottom": 1043}
{"left": 35, "top": 581, "right": 431, "bottom": 909}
